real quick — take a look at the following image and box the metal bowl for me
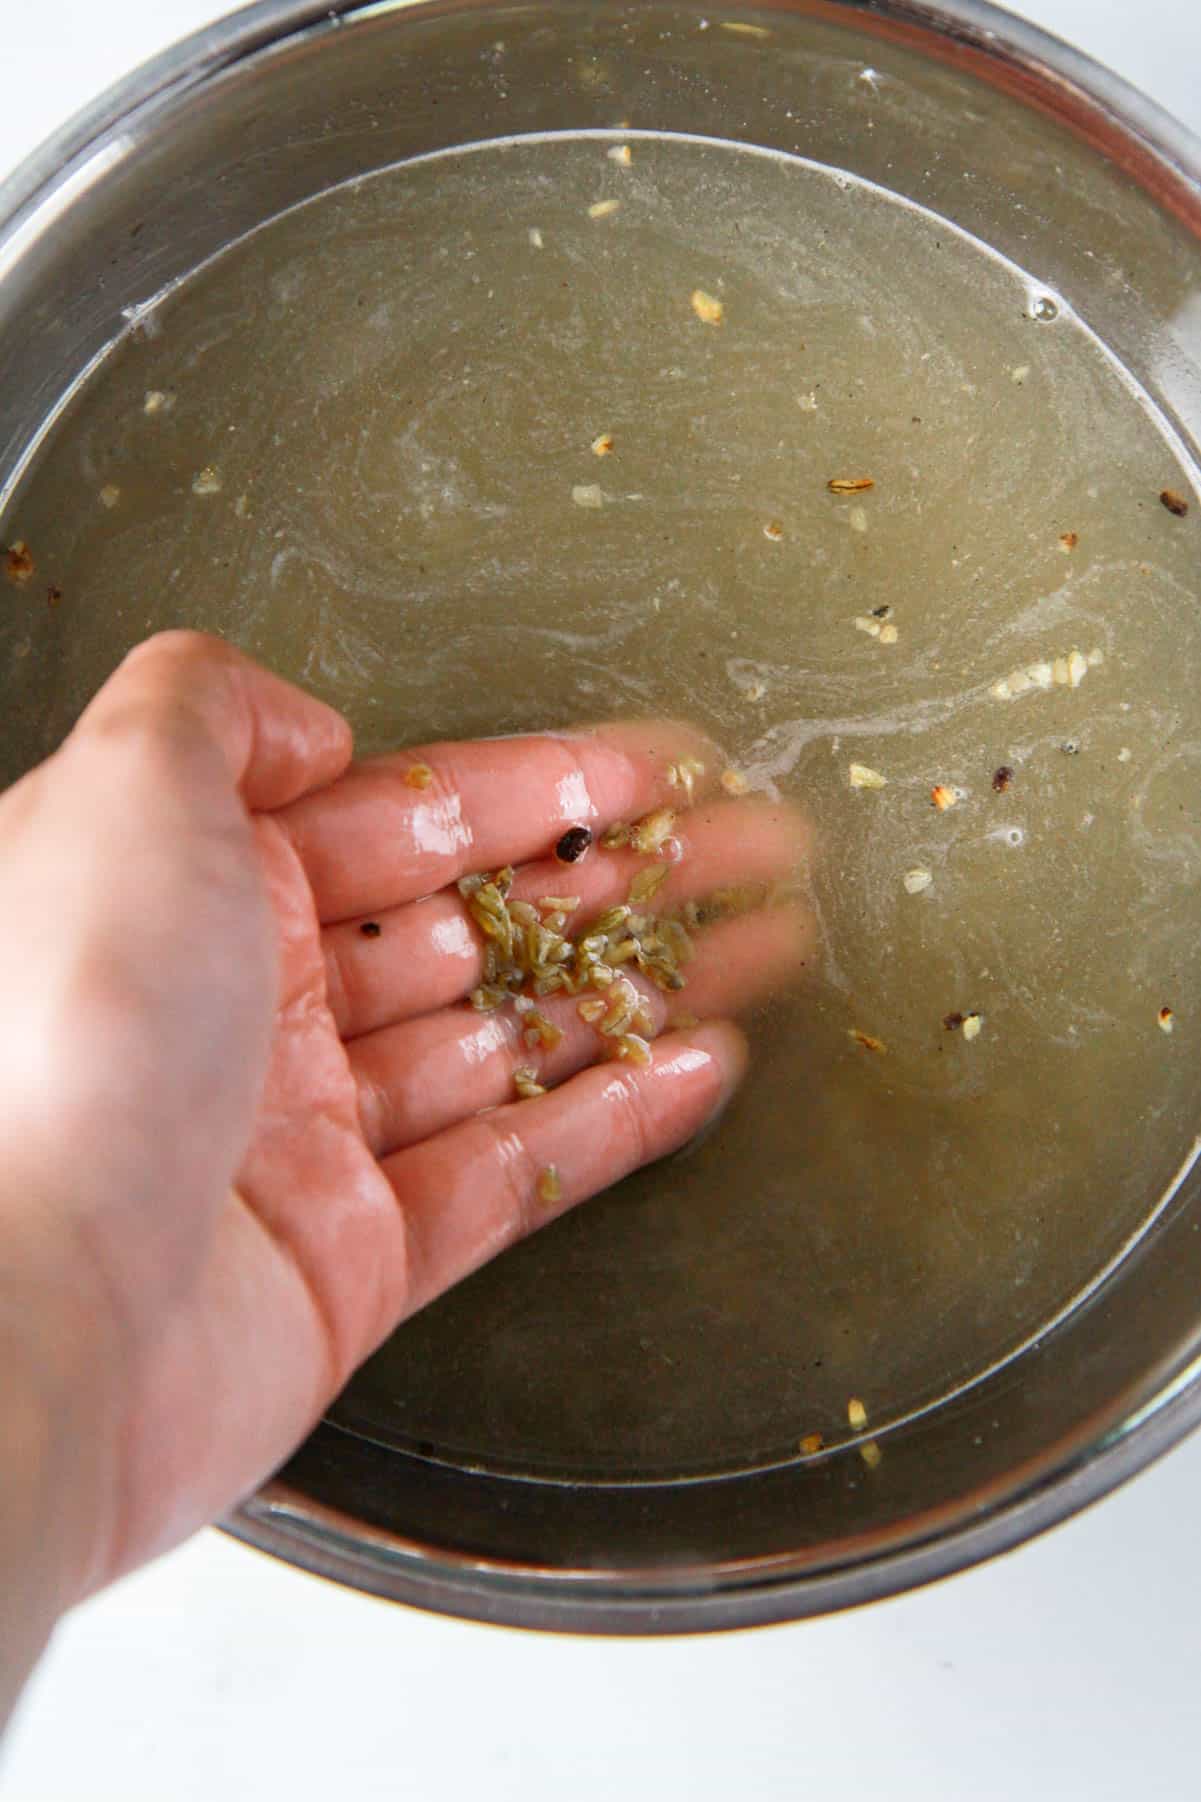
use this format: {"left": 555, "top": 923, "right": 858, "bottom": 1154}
{"left": 3, "top": 0, "right": 1200, "bottom": 1633}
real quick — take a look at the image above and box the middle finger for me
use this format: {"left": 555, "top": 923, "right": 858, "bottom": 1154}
{"left": 324, "top": 797, "right": 806, "bottom": 1039}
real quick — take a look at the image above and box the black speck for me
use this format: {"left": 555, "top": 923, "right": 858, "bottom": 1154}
{"left": 1061, "top": 739, "right": 1081, "bottom": 756}
{"left": 555, "top": 824, "right": 593, "bottom": 865}
{"left": 360, "top": 920, "right": 382, "bottom": 938}
{"left": 992, "top": 765, "right": 1014, "bottom": 793}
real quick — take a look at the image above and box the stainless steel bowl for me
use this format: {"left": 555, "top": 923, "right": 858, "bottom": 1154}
{"left": 3, "top": 0, "right": 1200, "bottom": 1633}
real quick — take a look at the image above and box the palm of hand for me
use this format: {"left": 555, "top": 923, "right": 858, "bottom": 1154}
{"left": 107, "top": 819, "right": 400, "bottom": 1578}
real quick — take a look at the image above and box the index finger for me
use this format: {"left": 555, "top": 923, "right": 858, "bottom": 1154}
{"left": 276, "top": 719, "right": 715, "bottom": 923}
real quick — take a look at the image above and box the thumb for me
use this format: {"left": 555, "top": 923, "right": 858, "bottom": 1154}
{"left": 0, "top": 633, "right": 352, "bottom": 1323}
{"left": 75, "top": 630, "right": 353, "bottom": 812}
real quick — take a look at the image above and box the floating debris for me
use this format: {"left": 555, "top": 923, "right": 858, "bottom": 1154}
{"left": 991, "top": 646, "right": 1102, "bottom": 699}
{"left": 666, "top": 757, "right": 706, "bottom": 801}
{"left": 1159, "top": 1006, "right": 1176, "bottom": 1035}
{"left": 191, "top": 465, "right": 222, "bottom": 496}
{"left": 847, "top": 1397, "right": 868, "bottom": 1430}
{"left": 523, "top": 1010, "right": 564, "bottom": 1052}
{"left": 606, "top": 144, "right": 632, "bottom": 167}
{"left": 614, "top": 1031, "right": 654, "bottom": 1066}
{"left": 848, "top": 1029, "right": 886, "bottom": 1054}
{"left": 849, "top": 763, "right": 887, "bottom": 790}
{"left": 904, "top": 868, "right": 933, "bottom": 895}
{"left": 554, "top": 825, "right": 593, "bottom": 864}
{"left": 931, "top": 784, "right": 959, "bottom": 811}
{"left": 853, "top": 608, "right": 895, "bottom": 639}
{"left": 629, "top": 863, "right": 669, "bottom": 903}
{"left": 1160, "top": 488, "right": 1190, "bottom": 517}
{"left": 572, "top": 483, "right": 605, "bottom": 509}
{"left": 537, "top": 1165, "right": 563, "bottom": 1205}
{"left": 944, "top": 1010, "right": 983, "bottom": 1041}
{"left": 630, "top": 806, "right": 677, "bottom": 855}
{"left": 588, "top": 198, "right": 621, "bottom": 220}
{"left": 591, "top": 432, "right": 615, "bottom": 457}
{"left": 4, "top": 540, "right": 34, "bottom": 585}
{"left": 827, "top": 475, "right": 874, "bottom": 494}
{"left": 690, "top": 288, "right": 724, "bottom": 326}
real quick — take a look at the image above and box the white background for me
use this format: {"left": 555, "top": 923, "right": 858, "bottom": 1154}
{"left": 3, "top": 4, "right": 1201, "bottom": 1798}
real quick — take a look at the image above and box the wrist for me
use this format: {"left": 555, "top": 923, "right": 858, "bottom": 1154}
{"left": 0, "top": 1225, "right": 125, "bottom": 1724}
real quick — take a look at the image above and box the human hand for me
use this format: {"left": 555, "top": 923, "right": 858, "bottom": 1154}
{"left": 0, "top": 631, "right": 805, "bottom": 1651}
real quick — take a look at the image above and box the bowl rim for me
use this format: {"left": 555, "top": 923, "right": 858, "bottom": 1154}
{"left": 226, "top": 1366, "right": 1201, "bottom": 1632}
{"left": 5, "top": 0, "right": 1201, "bottom": 1631}
{"left": 2, "top": 0, "right": 1200, "bottom": 259}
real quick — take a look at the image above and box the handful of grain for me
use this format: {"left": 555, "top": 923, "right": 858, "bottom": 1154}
{"left": 460, "top": 859, "right": 695, "bottom": 1019}
{"left": 458, "top": 779, "right": 771, "bottom": 1088}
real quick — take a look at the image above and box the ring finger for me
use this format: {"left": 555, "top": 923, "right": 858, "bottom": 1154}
{"left": 352, "top": 903, "right": 806, "bottom": 1157}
